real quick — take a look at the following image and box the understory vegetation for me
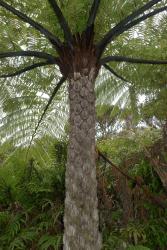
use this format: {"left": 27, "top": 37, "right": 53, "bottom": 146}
{"left": 0, "top": 127, "right": 166, "bottom": 250}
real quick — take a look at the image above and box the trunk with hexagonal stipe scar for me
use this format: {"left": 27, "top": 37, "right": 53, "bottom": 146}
{"left": 63, "top": 68, "right": 101, "bottom": 250}
{"left": 59, "top": 30, "right": 101, "bottom": 250}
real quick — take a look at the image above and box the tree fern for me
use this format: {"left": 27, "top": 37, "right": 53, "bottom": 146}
{"left": 0, "top": 1, "right": 167, "bottom": 249}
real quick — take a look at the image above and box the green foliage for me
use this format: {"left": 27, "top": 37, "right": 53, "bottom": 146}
{"left": 98, "top": 128, "right": 161, "bottom": 164}
{"left": 130, "top": 160, "right": 162, "bottom": 194}
{"left": 98, "top": 126, "right": 167, "bottom": 250}
{"left": 96, "top": 104, "right": 121, "bottom": 137}
{"left": 103, "top": 218, "right": 167, "bottom": 250}
{"left": 0, "top": 139, "right": 65, "bottom": 250}
{"left": 141, "top": 86, "right": 167, "bottom": 122}
{"left": 144, "top": 218, "right": 167, "bottom": 249}
{"left": 127, "top": 246, "right": 150, "bottom": 250}
{"left": 120, "top": 223, "right": 146, "bottom": 245}
{"left": 0, "top": 130, "right": 167, "bottom": 250}
{"left": 38, "top": 235, "right": 62, "bottom": 250}
{"left": 103, "top": 231, "right": 127, "bottom": 250}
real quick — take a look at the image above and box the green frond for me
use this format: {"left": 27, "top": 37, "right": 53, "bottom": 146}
{"left": 38, "top": 234, "right": 62, "bottom": 250}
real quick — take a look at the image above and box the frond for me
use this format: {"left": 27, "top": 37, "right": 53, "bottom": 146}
{"left": 0, "top": 62, "right": 68, "bottom": 148}
{"left": 38, "top": 234, "right": 62, "bottom": 250}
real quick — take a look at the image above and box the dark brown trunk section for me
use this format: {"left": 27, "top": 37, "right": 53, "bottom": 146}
{"left": 145, "top": 142, "right": 167, "bottom": 193}
{"left": 151, "top": 161, "right": 167, "bottom": 193}
{"left": 163, "top": 119, "right": 167, "bottom": 149}
{"left": 63, "top": 69, "right": 101, "bottom": 250}
{"left": 112, "top": 166, "right": 134, "bottom": 224}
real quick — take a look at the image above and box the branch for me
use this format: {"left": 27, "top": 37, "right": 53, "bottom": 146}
{"left": 98, "top": 150, "right": 134, "bottom": 181}
{"left": 0, "top": 61, "right": 54, "bottom": 78}
{"left": 97, "top": 0, "right": 162, "bottom": 55}
{"left": 27, "top": 76, "right": 66, "bottom": 154}
{"left": 0, "top": 50, "right": 59, "bottom": 63}
{"left": 101, "top": 55, "right": 167, "bottom": 65}
{"left": 113, "top": 5, "right": 167, "bottom": 39}
{"left": 0, "top": 0, "right": 62, "bottom": 50}
{"left": 87, "top": 0, "right": 101, "bottom": 27}
{"left": 98, "top": 149, "right": 167, "bottom": 209}
{"left": 48, "top": 0, "right": 73, "bottom": 44}
{"left": 103, "top": 63, "right": 131, "bottom": 84}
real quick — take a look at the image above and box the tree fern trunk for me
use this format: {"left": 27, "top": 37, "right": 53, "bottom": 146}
{"left": 63, "top": 68, "right": 101, "bottom": 250}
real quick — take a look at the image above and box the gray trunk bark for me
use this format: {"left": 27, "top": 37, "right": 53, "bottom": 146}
{"left": 63, "top": 69, "right": 101, "bottom": 250}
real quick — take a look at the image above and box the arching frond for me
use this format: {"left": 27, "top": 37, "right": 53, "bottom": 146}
{"left": 48, "top": 0, "right": 73, "bottom": 44}
{"left": 0, "top": 0, "right": 62, "bottom": 50}
{"left": 87, "top": 0, "right": 101, "bottom": 28}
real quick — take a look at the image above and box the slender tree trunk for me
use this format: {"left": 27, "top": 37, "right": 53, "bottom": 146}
{"left": 129, "top": 85, "right": 139, "bottom": 129}
{"left": 63, "top": 69, "right": 101, "bottom": 250}
{"left": 112, "top": 166, "right": 133, "bottom": 225}
{"left": 163, "top": 119, "right": 167, "bottom": 150}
